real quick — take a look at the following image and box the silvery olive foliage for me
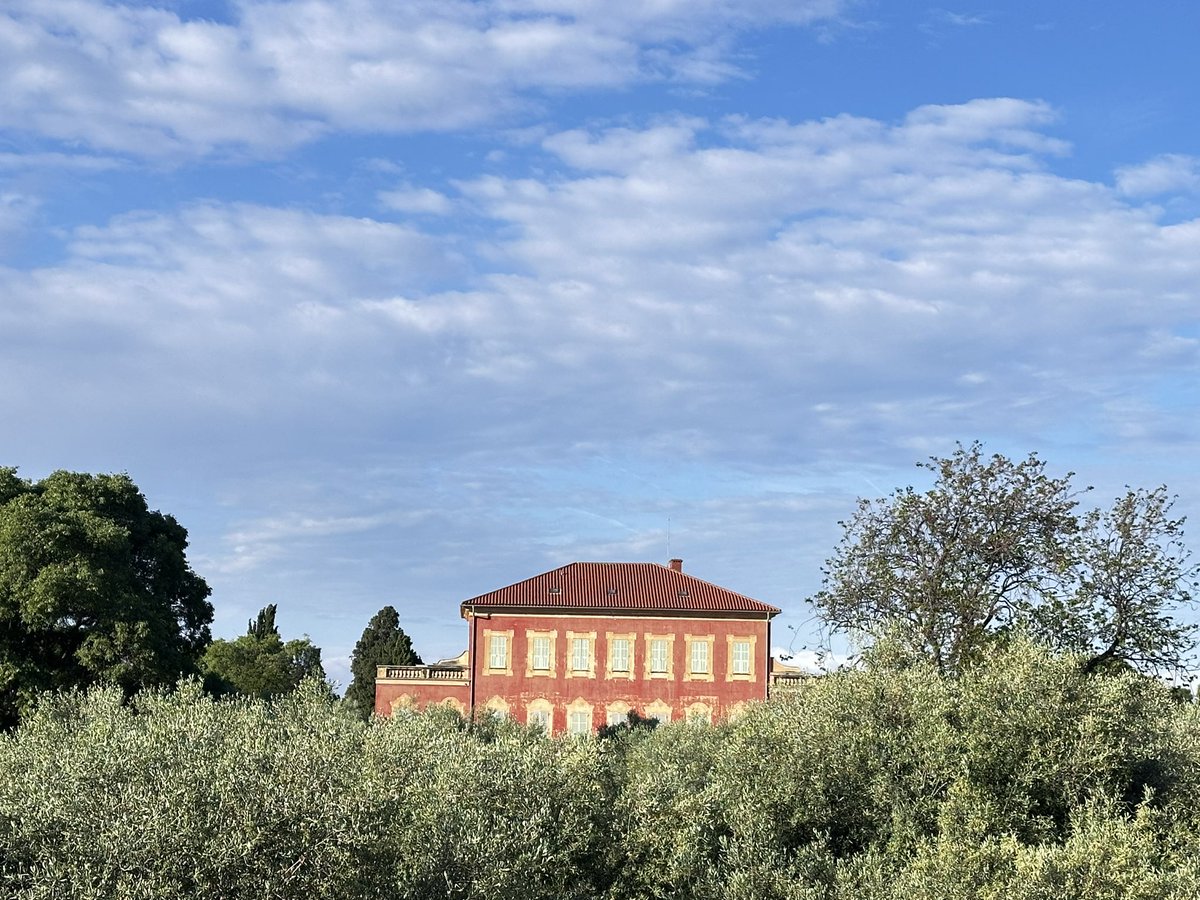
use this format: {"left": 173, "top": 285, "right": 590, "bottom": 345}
{"left": 3, "top": 643, "right": 1200, "bottom": 899}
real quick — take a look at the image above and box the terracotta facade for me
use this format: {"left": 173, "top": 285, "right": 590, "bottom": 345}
{"left": 375, "top": 560, "right": 780, "bottom": 733}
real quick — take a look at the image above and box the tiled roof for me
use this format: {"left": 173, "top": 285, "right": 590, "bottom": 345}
{"left": 461, "top": 562, "right": 780, "bottom": 616}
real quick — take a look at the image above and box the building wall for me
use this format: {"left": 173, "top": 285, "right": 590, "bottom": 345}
{"left": 470, "top": 611, "right": 770, "bottom": 733}
{"left": 374, "top": 676, "right": 470, "bottom": 716}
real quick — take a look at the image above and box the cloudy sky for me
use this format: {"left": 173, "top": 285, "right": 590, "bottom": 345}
{"left": 3, "top": 0, "right": 1199, "bottom": 686}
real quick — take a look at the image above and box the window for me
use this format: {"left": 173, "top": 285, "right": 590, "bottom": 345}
{"left": 646, "top": 701, "right": 671, "bottom": 725}
{"left": 643, "top": 633, "right": 675, "bottom": 679}
{"left": 489, "top": 634, "right": 508, "bottom": 670}
{"left": 565, "top": 631, "right": 596, "bottom": 678}
{"left": 611, "top": 638, "right": 630, "bottom": 671}
{"left": 686, "top": 702, "right": 712, "bottom": 725}
{"left": 527, "top": 699, "right": 553, "bottom": 733}
{"left": 572, "top": 637, "right": 590, "bottom": 672}
{"left": 525, "top": 629, "right": 557, "bottom": 677}
{"left": 606, "top": 702, "right": 631, "bottom": 727}
{"left": 684, "top": 634, "right": 714, "bottom": 682}
{"left": 484, "top": 629, "right": 513, "bottom": 674}
{"left": 726, "top": 634, "right": 757, "bottom": 682}
{"left": 732, "top": 641, "right": 751, "bottom": 675}
{"left": 651, "top": 639, "right": 669, "bottom": 673}
{"left": 532, "top": 636, "right": 551, "bottom": 671}
{"left": 485, "top": 696, "right": 509, "bottom": 719}
{"left": 566, "top": 698, "right": 593, "bottom": 735}
{"left": 606, "top": 632, "right": 635, "bottom": 680}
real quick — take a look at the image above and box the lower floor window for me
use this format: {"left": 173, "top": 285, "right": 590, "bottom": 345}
{"left": 568, "top": 709, "right": 591, "bottom": 735}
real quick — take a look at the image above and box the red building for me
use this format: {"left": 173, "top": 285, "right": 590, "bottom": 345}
{"left": 374, "top": 559, "right": 781, "bottom": 733}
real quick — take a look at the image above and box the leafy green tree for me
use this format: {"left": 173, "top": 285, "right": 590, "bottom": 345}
{"left": 200, "top": 605, "right": 325, "bottom": 699}
{"left": 344, "top": 605, "right": 422, "bottom": 718}
{"left": 810, "top": 443, "right": 1197, "bottom": 674}
{"left": 0, "top": 468, "right": 213, "bottom": 726}
{"left": 1034, "top": 486, "right": 1199, "bottom": 674}
{"left": 810, "top": 443, "right": 1081, "bottom": 672}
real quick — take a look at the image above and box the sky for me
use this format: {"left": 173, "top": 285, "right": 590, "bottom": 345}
{"left": 2, "top": 0, "right": 1199, "bottom": 688}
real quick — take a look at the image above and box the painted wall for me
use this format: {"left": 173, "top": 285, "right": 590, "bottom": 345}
{"left": 376, "top": 611, "right": 771, "bottom": 732}
{"left": 374, "top": 677, "right": 469, "bottom": 717}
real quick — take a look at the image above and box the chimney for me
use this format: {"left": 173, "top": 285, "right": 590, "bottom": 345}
{"left": 668, "top": 558, "right": 683, "bottom": 572}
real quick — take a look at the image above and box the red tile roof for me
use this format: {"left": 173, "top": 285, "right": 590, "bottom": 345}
{"left": 461, "top": 562, "right": 780, "bottom": 616}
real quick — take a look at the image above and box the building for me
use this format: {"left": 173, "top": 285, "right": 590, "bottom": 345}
{"left": 374, "top": 559, "right": 781, "bottom": 733}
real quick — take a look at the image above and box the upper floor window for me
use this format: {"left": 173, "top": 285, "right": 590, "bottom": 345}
{"left": 684, "top": 634, "right": 714, "bottom": 682}
{"left": 568, "top": 709, "right": 591, "bottom": 736}
{"left": 483, "top": 629, "right": 513, "bottom": 674}
{"left": 488, "top": 634, "right": 508, "bottom": 670}
{"left": 564, "top": 630, "right": 597, "bottom": 678}
{"left": 650, "top": 638, "right": 669, "bottom": 674}
{"left": 726, "top": 634, "right": 757, "bottom": 682}
{"left": 525, "top": 629, "right": 557, "bottom": 677}
{"left": 644, "top": 633, "right": 675, "bottom": 679}
{"left": 611, "top": 638, "right": 629, "bottom": 672}
{"left": 604, "top": 628, "right": 633, "bottom": 681}
{"left": 571, "top": 637, "right": 591, "bottom": 672}
{"left": 531, "top": 636, "right": 551, "bottom": 671}
{"left": 731, "top": 640, "right": 751, "bottom": 675}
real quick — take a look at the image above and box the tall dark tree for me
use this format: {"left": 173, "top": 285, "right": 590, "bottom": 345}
{"left": 0, "top": 468, "right": 213, "bottom": 726}
{"left": 344, "top": 605, "right": 422, "bottom": 718}
{"left": 248, "top": 603, "right": 279, "bottom": 640}
{"left": 810, "top": 443, "right": 1197, "bottom": 674}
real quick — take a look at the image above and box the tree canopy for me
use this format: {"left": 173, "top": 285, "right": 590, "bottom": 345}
{"left": 200, "top": 604, "right": 326, "bottom": 699}
{"left": 344, "top": 605, "right": 422, "bottom": 718}
{"left": 810, "top": 443, "right": 1198, "bottom": 674}
{"left": 0, "top": 468, "right": 213, "bottom": 726}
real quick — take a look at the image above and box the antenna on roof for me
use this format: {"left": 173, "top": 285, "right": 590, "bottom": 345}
{"left": 667, "top": 516, "right": 672, "bottom": 559}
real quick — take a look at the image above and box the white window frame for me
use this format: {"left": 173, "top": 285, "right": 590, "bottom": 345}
{"left": 684, "top": 633, "right": 714, "bottom": 683}
{"left": 483, "top": 629, "right": 513, "bottom": 675}
{"left": 725, "top": 634, "right": 758, "bottom": 682}
{"left": 532, "top": 636, "right": 551, "bottom": 670}
{"left": 564, "top": 631, "right": 596, "bottom": 678}
{"left": 644, "top": 633, "right": 675, "bottom": 679}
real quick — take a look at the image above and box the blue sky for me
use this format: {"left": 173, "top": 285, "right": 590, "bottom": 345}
{"left": 3, "top": 0, "right": 1199, "bottom": 686}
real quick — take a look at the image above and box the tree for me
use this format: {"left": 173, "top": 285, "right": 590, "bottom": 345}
{"left": 810, "top": 443, "right": 1197, "bottom": 674}
{"left": 0, "top": 468, "right": 213, "bottom": 726}
{"left": 200, "top": 605, "right": 326, "bottom": 699}
{"left": 344, "top": 605, "right": 422, "bottom": 718}
{"left": 1032, "top": 486, "right": 1199, "bottom": 674}
{"left": 248, "top": 603, "right": 279, "bottom": 640}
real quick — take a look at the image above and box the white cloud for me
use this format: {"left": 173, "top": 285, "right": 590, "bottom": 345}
{"left": 0, "top": 0, "right": 849, "bottom": 158}
{"left": 0, "top": 99, "right": 1195, "bottom": 504}
{"left": 378, "top": 185, "right": 455, "bottom": 215}
{"left": 5, "top": 99, "right": 1199, "bottom": 477}
{"left": 1115, "top": 154, "right": 1200, "bottom": 197}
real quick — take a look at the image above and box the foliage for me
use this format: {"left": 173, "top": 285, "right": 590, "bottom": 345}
{"left": 810, "top": 443, "right": 1197, "bottom": 674}
{"left": 0, "top": 468, "right": 213, "bottom": 727}
{"left": 200, "top": 605, "right": 326, "bottom": 699}
{"left": 344, "top": 605, "right": 422, "bottom": 718}
{"left": 3, "top": 642, "right": 1200, "bottom": 899}
{"left": 1033, "top": 486, "right": 1199, "bottom": 674}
